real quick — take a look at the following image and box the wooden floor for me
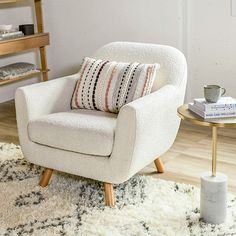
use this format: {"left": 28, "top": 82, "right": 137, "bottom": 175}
{"left": 1, "top": 101, "right": 236, "bottom": 194}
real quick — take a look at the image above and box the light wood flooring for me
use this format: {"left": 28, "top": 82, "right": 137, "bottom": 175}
{"left": 1, "top": 101, "right": 236, "bottom": 194}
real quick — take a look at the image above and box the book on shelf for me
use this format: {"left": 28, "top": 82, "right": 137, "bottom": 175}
{"left": 194, "top": 97, "right": 236, "bottom": 112}
{"left": 188, "top": 103, "right": 236, "bottom": 119}
{"left": 0, "top": 31, "right": 24, "bottom": 41}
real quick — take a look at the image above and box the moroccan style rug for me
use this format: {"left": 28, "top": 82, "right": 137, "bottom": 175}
{"left": 0, "top": 143, "right": 236, "bottom": 236}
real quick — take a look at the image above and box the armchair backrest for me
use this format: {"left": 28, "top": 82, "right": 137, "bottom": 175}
{"left": 92, "top": 42, "right": 187, "bottom": 91}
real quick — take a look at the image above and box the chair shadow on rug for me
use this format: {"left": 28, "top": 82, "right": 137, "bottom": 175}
{"left": 15, "top": 42, "right": 187, "bottom": 207}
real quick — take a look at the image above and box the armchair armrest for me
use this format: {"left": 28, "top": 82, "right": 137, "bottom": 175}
{"left": 15, "top": 73, "right": 79, "bottom": 145}
{"left": 15, "top": 73, "right": 79, "bottom": 121}
{"left": 110, "top": 84, "right": 184, "bottom": 182}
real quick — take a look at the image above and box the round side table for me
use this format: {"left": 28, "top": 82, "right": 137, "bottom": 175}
{"left": 177, "top": 104, "right": 236, "bottom": 224}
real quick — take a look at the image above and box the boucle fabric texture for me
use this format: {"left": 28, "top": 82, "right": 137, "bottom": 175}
{"left": 28, "top": 109, "right": 117, "bottom": 156}
{"left": 15, "top": 42, "right": 187, "bottom": 184}
{"left": 1, "top": 142, "right": 236, "bottom": 236}
{"left": 71, "top": 57, "right": 160, "bottom": 113}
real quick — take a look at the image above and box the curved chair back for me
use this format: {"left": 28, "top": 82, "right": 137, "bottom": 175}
{"left": 92, "top": 42, "right": 187, "bottom": 91}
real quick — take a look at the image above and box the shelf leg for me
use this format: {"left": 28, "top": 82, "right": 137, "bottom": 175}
{"left": 39, "top": 46, "right": 48, "bottom": 81}
{"left": 34, "top": 0, "right": 44, "bottom": 33}
{"left": 212, "top": 126, "right": 218, "bottom": 177}
{"left": 34, "top": 0, "right": 49, "bottom": 82}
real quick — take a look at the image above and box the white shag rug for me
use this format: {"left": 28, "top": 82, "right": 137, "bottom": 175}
{"left": 0, "top": 142, "right": 236, "bottom": 236}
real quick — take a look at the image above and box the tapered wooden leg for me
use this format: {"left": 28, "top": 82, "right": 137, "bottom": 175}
{"left": 104, "top": 183, "right": 115, "bottom": 207}
{"left": 154, "top": 158, "right": 165, "bottom": 173}
{"left": 39, "top": 168, "right": 53, "bottom": 187}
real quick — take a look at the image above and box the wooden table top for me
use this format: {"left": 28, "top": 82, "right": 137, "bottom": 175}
{"left": 177, "top": 104, "right": 236, "bottom": 128}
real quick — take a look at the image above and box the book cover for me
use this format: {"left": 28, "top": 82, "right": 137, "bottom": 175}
{"left": 194, "top": 97, "right": 236, "bottom": 112}
{"left": 188, "top": 103, "right": 236, "bottom": 119}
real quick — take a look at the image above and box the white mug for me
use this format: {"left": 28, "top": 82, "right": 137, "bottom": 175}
{"left": 204, "top": 85, "right": 226, "bottom": 103}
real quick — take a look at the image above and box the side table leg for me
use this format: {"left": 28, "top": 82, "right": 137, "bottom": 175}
{"left": 212, "top": 126, "right": 217, "bottom": 177}
{"left": 200, "top": 125, "right": 227, "bottom": 224}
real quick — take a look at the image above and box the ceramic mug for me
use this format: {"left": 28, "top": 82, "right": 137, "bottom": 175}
{"left": 204, "top": 85, "right": 226, "bottom": 103}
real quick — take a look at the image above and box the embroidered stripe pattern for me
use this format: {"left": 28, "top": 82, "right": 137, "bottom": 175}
{"left": 71, "top": 60, "right": 89, "bottom": 108}
{"left": 71, "top": 57, "right": 159, "bottom": 113}
{"left": 115, "top": 63, "right": 131, "bottom": 112}
{"left": 80, "top": 59, "right": 96, "bottom": 108}
{"left": 87, "top": 60, "right": 103, "bottom": 109}
{"left": 92, "top": 61, "right": 109, "bottom": 110}
{"left": 124, "top": 63, "right": 140, "bottom": 104}
{"left": 105, "top": 64, "right": 118, "bottom": 112}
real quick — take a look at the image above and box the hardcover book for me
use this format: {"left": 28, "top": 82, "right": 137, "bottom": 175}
{"left": 188, "top": 103, "right": 236, "bottom": 119}
{"left": 194, "top": 97, "right": 236, "bottom": 112}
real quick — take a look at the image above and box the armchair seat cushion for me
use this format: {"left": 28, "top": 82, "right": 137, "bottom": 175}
{"left": 28, "top": 109, "right": 117, "bottom": 156}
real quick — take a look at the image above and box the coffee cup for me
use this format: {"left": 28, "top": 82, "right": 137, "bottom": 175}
{"left": 204, "top": 85, "right": 226, "bottom": 103}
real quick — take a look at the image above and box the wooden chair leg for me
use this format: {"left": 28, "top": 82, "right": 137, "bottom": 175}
{"left": 39, "top": 168, "right": 53, "bottom": 187}
{"left": 104, "top": 183, "right": 115, "bottom": 207}
{"left": 154, "top": 158, "right": 165, "bottom": 173}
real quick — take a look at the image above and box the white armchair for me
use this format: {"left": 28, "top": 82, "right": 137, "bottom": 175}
{"left": 15, "top": 42, "right": 187, "bottom": 206}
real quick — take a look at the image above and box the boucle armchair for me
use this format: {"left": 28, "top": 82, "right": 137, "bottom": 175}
{"left": 15, "top": 42, "right": 187, "bottom": 206}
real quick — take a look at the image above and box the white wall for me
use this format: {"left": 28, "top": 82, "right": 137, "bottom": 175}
{"left": 186, "top": 0, "right": 236, "bottom": 101}
{"left": 1, "top": 0, "right": 236, "bottom": 103}
{"left": 0, "top": 0, "right": 184, "bottom": 102}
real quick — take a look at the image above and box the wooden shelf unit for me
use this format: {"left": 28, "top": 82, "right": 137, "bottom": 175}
{"left": 0, "top": 33, "right": 49, "bottom": 56}
{"left": 0, "top": 0, "right": 49, "bottom": 86}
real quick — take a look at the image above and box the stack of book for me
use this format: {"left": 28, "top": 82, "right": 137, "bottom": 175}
{"left": 0, "top": 31, "right": 24, "bottom": 41}
{"left": 0, "top": 25, "right": 24, "bottom": 41}
{"left": 188, "top": 97, "right": 236, "bottom": 119}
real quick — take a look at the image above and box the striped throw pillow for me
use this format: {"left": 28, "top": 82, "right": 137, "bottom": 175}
{"left": 71, "top": 57, "right": 160, "bottom": 113}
